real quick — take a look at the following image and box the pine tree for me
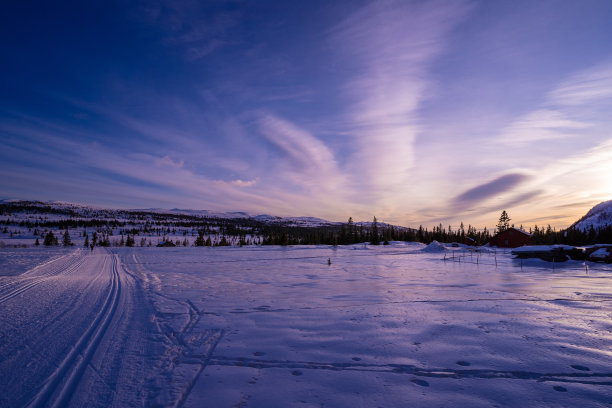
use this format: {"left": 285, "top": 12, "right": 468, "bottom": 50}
{"left": 371, "top": 216, "right": 380, "bottom": 245}
{"left": 62, "top": 230, "right": 73, "bottom": 246}
{"left": 496, "top": 210, "right": 511, "bottom": 233}
{"left": 195, "top": 230, "right": 205, "bottom": 246}
{"left": 35, "top": 238, "right": 40, "bottom": 246}
{"left": 44, "top": 231, "right": 57, "bottom": 246}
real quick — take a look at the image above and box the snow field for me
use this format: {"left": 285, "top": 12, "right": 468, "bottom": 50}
{"left": 1, "top": 243, "right": 612, "bottom": 407}
{"left": 120, "top": 245, "right": 612, "bottom": 407}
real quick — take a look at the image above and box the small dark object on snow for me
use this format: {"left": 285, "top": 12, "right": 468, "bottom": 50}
{"left": 411, "top": 378, "right": 429, "bottom": 387}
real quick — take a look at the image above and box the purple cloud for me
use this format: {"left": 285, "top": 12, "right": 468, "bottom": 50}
{"left": 453, "top": 173, "right": 529, "bottom": 208}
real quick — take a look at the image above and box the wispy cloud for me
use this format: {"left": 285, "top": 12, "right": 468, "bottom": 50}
{"left": 547, "top": 61, "right": 612, "bottom": 106}
{"left": 331, "top": 0, "right": 471, "bottom": 202}
{"left": 493, "top": 64, "right": 612, "bottom": 147}
{"left": 215, "top": 178, "right": 258, "bottom": 188}
{"left": 140, "top": 1, "right": 240, "bottom": 60}
{"left": 256, "top": 113, "right": 343, "bottom": 190}
{"left": 154, "top": 155, "right": 184, "bottom": 168}
{"left": 498, "top": 109, "right": 590, "bottom": 144}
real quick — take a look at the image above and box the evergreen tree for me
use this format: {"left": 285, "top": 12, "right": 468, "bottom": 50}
{"left": 44, "top": 231, "right": 57, "bottom": 246}
{"left": 194, "top": 230, "right": 205, "bottom": 246}
{"left": 347, "top": 217, "right": 355, "bottom": 243}
{"left": 496, "top": 210, "right": 511, "bottom": 233}
{"left": 371, "top": 216, "right": 380, "bottom": 245}
{"left": 84, "top": 234, "right": 89, "bottom": 247}
{"left": 62, "top": 230, "right": 73, "bottom": 246}
{"left": 35, "top": 238, "right": 40, "bottom": 246}
{"left": 126, "top": 235, "right": 135, "bottom": 247}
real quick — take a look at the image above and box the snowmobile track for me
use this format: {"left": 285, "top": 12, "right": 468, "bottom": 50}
{"left": 26, "top": 252, "right": 122, "bottom": 408}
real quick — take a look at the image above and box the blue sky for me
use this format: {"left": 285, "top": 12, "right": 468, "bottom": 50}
{"left": 2, "top": 0, "right": 612, "bottom": 228}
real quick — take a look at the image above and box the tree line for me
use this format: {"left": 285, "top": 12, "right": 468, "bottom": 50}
{"left": 3, "top": 202, "right": 612, "bottom": 247}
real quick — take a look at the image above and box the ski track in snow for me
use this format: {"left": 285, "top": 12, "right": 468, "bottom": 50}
{"left": 2, "top": 245, "right": 612, "bottom": 406}
{"left": 26, "top": 254, "right": 121, "bottom": 408}
{"left": 0, "top": 248, "right": 161, "bottom": 408}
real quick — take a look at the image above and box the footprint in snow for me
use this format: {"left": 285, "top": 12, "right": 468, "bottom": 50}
{"left": 352, "top": 357, "right": 361, "bottom": 361}
{"left": 253, "top": 351, "right": 266, "bottom": 357}
{"left": 553, "top": 386, "right": 568, "bottom": 392}
{"left": 291, "top": 370, "right": 303, "bottom": 376}
{"left": 570, "top": 364, "right": 590, "bottom": 371}
{"left": 411, "top": 378, "right": 429, "bottom": 387}
{"left": 456, "top": 361, "right": 471, "bottom": 366}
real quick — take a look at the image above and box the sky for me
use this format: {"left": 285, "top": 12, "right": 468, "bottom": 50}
{"left": 2, "top": 0, "right": 612, "bottom": 229}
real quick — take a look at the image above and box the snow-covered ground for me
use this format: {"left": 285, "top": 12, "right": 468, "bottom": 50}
{"left": 2, "top": 243, "right": 612, "bottom": 407}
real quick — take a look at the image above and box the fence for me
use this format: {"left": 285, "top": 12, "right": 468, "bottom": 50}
{"left": 441, "top": 248, "right": 612, "bottom": 273}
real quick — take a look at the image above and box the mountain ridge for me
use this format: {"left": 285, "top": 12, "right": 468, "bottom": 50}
{"left": 571, "top": 199, "right": 612, "bottom": 232}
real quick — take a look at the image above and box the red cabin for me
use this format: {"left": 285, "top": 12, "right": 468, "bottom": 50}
{"left": 488, "top": 227, "right": 531, "bottom": 248}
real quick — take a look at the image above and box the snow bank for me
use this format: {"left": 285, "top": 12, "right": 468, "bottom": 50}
{"left": 590, "top": 248, "right": 610, "bottom": 259}
{"left": 422, "top": 240, "right": 446, "bottom": 252}
{"left": 512, "top": 245, "right": 575, "bottom": 253}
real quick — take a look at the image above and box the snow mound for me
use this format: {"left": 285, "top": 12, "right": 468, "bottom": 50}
{"left": 512, "top": 245, "right": 574, "bottom": 253}
{"left": 590, "top": 248, "right": 610, "bottom": 259}
{"left": 572, "top": 199, "right": 612, "bottom": 231}
{"left": 422, "top": 240, "right": 446, "bottom": 252}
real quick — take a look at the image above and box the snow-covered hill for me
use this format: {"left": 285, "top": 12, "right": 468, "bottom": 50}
{"left": 0, "top": 200, "right": 402, "bottom": 229}
{"left": 571, "top": 200, "right": 612, "bottom": 231}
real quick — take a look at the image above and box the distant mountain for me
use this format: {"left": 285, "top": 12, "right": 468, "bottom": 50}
{"left": 571, "top": 200, "right": 612, "bottom": 231}
{"left": 138, "top": 208, "right": 253, "bottom": 219}
{"left": 0, "top": 200, "right": 396, "bottom": 229}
